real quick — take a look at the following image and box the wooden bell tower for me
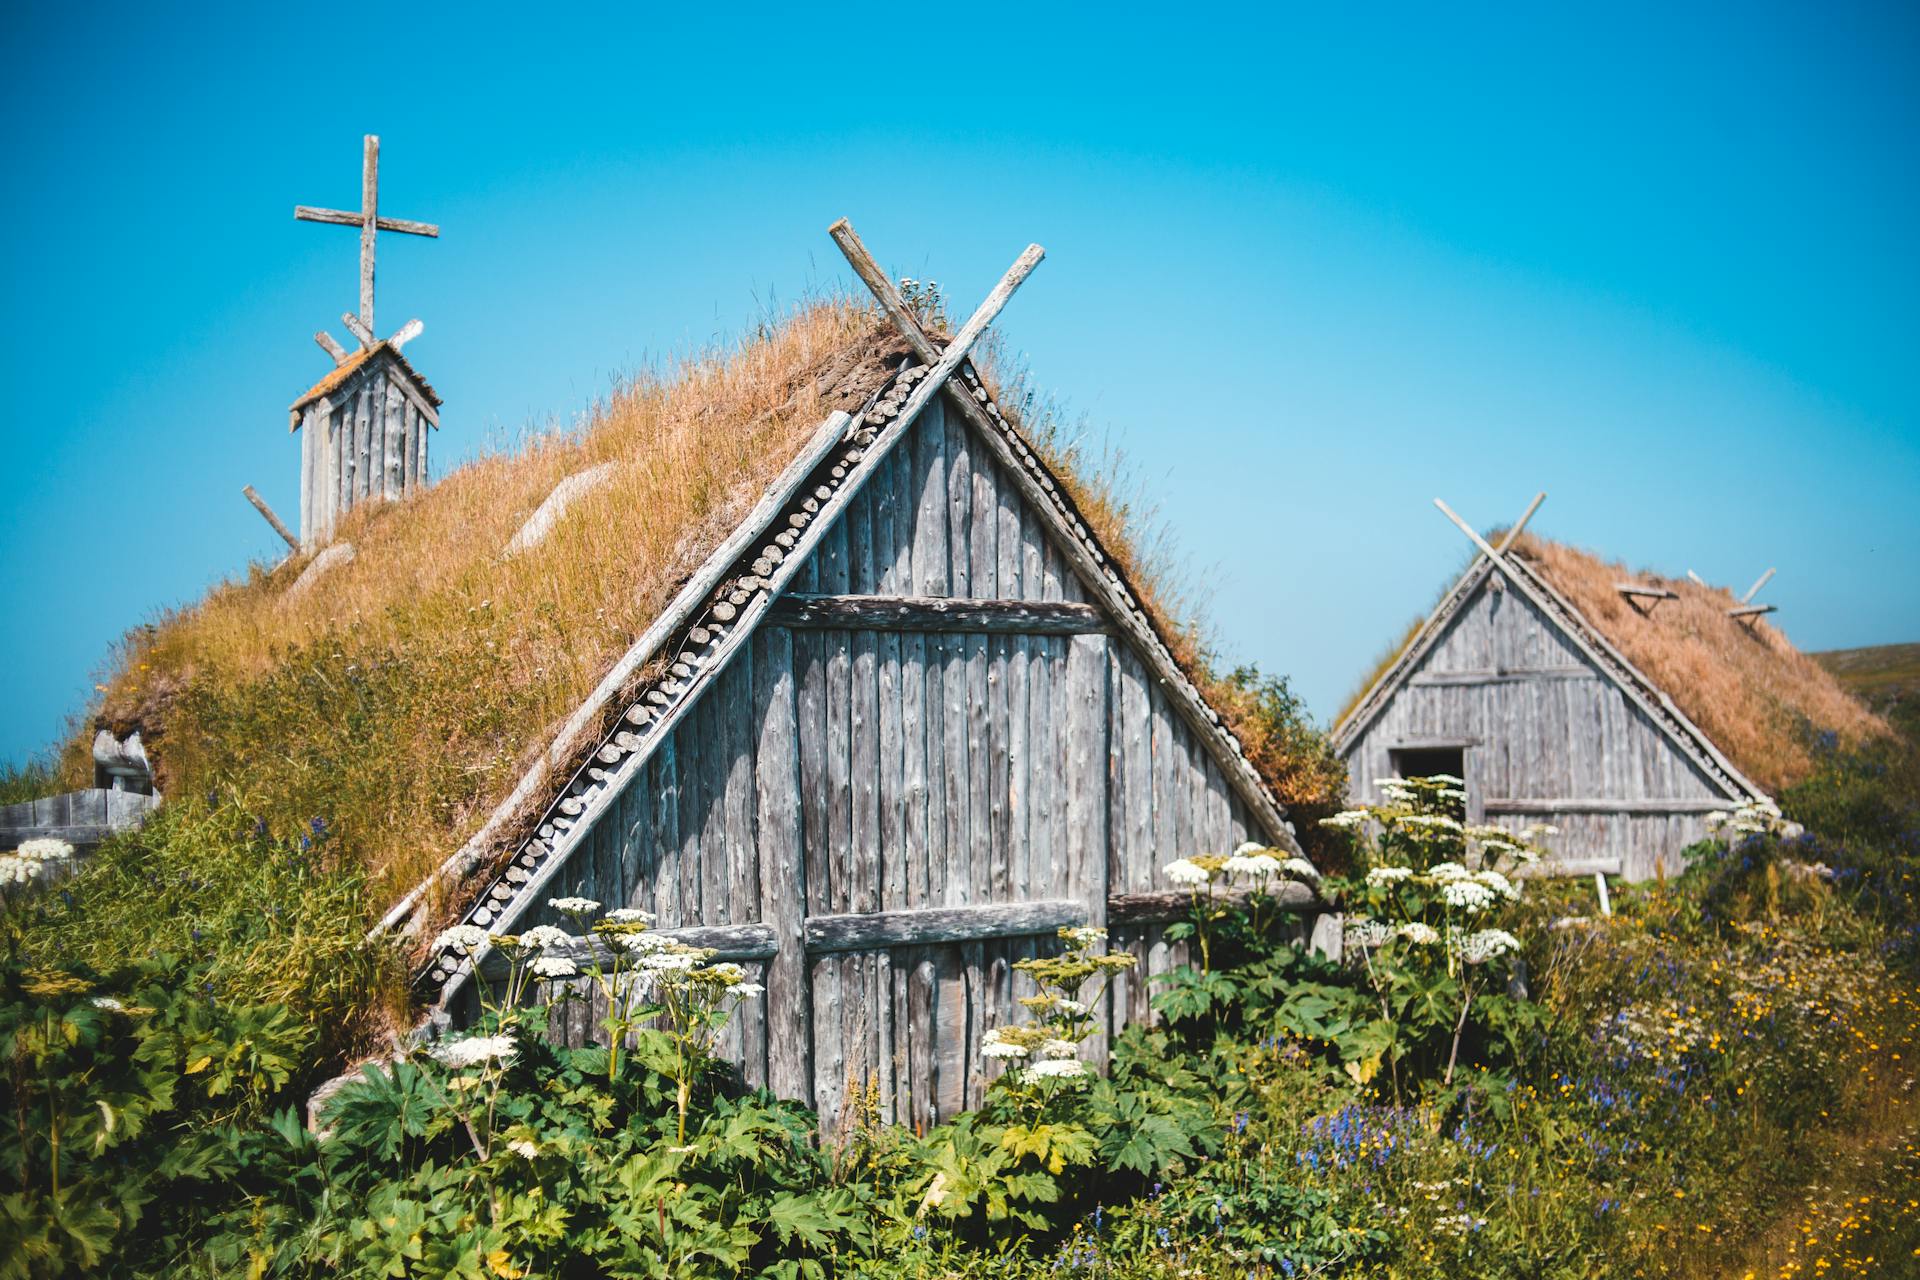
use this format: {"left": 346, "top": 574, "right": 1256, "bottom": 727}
{"left": 287, "top": 135, "right": 442, "bottom": 550}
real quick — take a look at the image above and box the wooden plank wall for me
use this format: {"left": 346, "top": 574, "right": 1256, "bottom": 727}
{"left": 516, "top": 397, "right": 1259, "bottom": 1126}
{"left": 297, "top": 354, "right": 434, "bottom": 549}
{"left": 1342, "top": 577, "right": 1733, "bottom": 879}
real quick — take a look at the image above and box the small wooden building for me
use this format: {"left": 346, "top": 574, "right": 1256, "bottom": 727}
{"left": 403, "top": 230, "right": 1307, "bottom": 1128}
{"left": 1331, "top": 519, "right": 1836, "bottom": 881}
{"left": 289, "top": 341, "right": 440, "bottom": 550}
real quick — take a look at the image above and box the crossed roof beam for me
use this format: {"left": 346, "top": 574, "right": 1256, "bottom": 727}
{"left": 1432, "top": 491, "right": 1546, "bottom": 566}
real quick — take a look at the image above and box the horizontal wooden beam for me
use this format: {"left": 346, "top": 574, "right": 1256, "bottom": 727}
{"left": 1484, "top": 796, "right": 1729, "bottom": 815}
{"left": 1514, "top": 857, "right": 1623, "bottom": 879}
{"left": 805, "top": 900, "right": 1086, "bottom": 954}
{"left": 768, "top": 594, "right": 1107, "bottom": 635}
{"left": 1107, "top": 881, "right": 1322, "bottom": 927}
{"left": 294, "top": 206, "right": 441, "bottom": 237}
{"left": 1615, "top": 582, "right": 1676, "bottom": 600}
{"left": 1409, "top": 667, "right": 1596, "bottom": 687}
{"left": 0, "top": 824, "right": 124, "bottom": 849}
{"left": 1387, "top": 735, "right": 1483, "bottom": 749}
{"left": 1728, "top": 604, "right": 1777, "bottom": 619}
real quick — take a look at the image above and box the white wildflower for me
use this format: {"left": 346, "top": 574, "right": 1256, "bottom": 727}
{"left": 1456, "top": 929, "right": 1521, "bottom": 965}
{"left": 982, "top": 1028, "right": 1030, "bottom": 1059}
{"left": 17, "top": 838, "right": 74, "bottom": 862}
{"left": 1367, "top": 866, "right": 1415, "bottom": 887}
{"left": 529, "top": 956, "right": 578, "bottom": 980}
{"left": 1022, "top": 1058, "right": 1088, "bottom": 1083}
{"left": 1061, "top": 926, "right": 1107, "bottom": 947}
{"left": 1343, "top": 916, "right": 1390, "bottom": 949}
{"left": 1441, "top": 880, "right": 1496, "bottom": 912}
{"left": 90, "top": 996, "right": 127, "bottom": 1012}
{"left": 1319, "top": 809, "right": 1371, "bottom": 831}
{"left": 1396, "top": 922, "right": 1440, "bottom": 945}
{"left": 641, "top": 951, "right": 698, "bottom": 973}
{"left": 507, "top": 1138, "right": 541, "bottom": 1159}
{"left": 612, "top": 931, "right": 667, "bottom": 954}
{"left": 1163, "top": 858, "right": 1211, "bottom": 886}
{"left": 518, "top": 925, "right": 573, "bottom": 950}
{"left": 1427, "top": 862, "right": 1471, "bottom": 882}
{"left": 1223, "top": 852, "right": 1282, "bottom": 880}
{"left": 1281, "top": 857, "right": 1320, "bottom": 882}
{"left": 431, "top": 1034, "right": 517, "bottom": 1070}
{"left": 603, "top": 907, "right": 653, "bottom": 925}
{"left": 1475, "top": 869, "right": 1519, "bottom": 901}
{"left": 732, "top": 982, "right": 765, "bottom": 998}
{"left": 548, "top": 896, "right": 603, "bottom": 915}
{"left": 433, "top": 924, "right": 490, "bottom": 954}
{"left": 1039, "top": 1038, "right": 1079, "bottom": 1060}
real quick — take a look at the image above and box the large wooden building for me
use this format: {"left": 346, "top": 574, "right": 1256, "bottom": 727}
{"left": 1332, "top": 509, "right": 1870, "bottom": 881}
{"left": 396, "top": 226, "right": 1307, "bottom": 1129}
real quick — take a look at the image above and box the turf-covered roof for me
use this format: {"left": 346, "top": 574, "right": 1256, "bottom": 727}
{"left": 87, "top": 299, "right": 1311, "bottom": 976}
{"left": 1334, "top": 532, "right": 1886, "bottom": 797}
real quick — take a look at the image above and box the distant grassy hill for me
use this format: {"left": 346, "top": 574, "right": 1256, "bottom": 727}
{"left": 1811, "top": 642, "right": 1920, "bottom": 714}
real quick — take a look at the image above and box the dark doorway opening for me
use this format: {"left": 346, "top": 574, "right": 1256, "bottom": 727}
{"left": 1389, "top": 746, "right": 1465, "bottom": 782}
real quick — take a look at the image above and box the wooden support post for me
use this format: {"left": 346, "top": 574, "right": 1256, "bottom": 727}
{"left": 387, "top": 318, "right": 423, "bottom": 351}
{"left": 1742, "top": 567, "right": 1776, "bottom": 604}
{"left": 242, "top": 485, "right": 300, "bottom": 552}
{"left": 314, "top": 331, "right": 349, "bottom": 365}
{"left": 341, "top": 312, "right": 375, "bottom": 348}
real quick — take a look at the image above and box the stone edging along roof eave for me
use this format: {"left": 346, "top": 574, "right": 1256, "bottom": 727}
{"left": 1331, "top": 550, "right": 1766, "bottom": 806}
{"left": 393, "top": 350, "right": 1299, "bottom": 1014}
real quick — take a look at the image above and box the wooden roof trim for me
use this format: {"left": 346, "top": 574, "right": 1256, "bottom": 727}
{"left": 412, "top": 242, "right": 1044, "bottom": 1010}
{"left": 1330, "top": 558, "right": 1491, "bottom": 756}
{"left": 944, "top": 364, "right": 1299, "bottom": 850}
{"left": 824, "top": 218, "right": 1296, "bottom": 851}
{"left": 288, "top": 341, "right": 442, "bottom": 429}
{"left": 371, "top": 406, "right": 855, "bottom": 943}
{"left": 1502, "top": 555, "right": 1766, "bottom": 802}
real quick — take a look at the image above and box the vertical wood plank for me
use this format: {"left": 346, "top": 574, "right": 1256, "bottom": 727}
{"left": 796, "top": 631, "right": 831, "bottom": 917}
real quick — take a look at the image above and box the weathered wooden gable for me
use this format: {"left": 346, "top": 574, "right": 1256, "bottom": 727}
{"left": 509, "top": 392, "right": 1272, "bottom": 1125}
{"left": 1341, "top": 567, "right": 1740, "bottom": 879}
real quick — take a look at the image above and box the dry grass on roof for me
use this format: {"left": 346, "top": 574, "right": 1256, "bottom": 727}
{"left": 88, "top": 298, "right": 907, "bottom": 914}
{"left": 1511, "top": 534, "right": 1887, "bottom": 794}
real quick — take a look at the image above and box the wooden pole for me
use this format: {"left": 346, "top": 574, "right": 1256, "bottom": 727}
{"left": 387, "top": 317, "right": 423, "bottom": 351}
{"left": 341, "top": 312, "right": 374, "bottom": 348}
{"left": 359, "top": 134, "right": 379, "bottom": 332}
{"left": 313, "top": 331, "right": 349, "bottom": 364}
{"left": 1497, "top": 491, "right": 1546, "bottom": 552}
{"left": 1434, "top": 498, "right": 1506, "bottom": 563}
{"left": 1741, "top": 567, "right": 1776, "bottom": 604}
{"left": 242, "top": 485, "right": 300, "bottom": 552}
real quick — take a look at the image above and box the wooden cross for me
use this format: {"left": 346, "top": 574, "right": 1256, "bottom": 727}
{"left": 295, "top": 135, "right": 439, "bottom": 343}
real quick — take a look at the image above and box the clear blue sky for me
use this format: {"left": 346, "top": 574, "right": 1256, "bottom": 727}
{"left": 3, "top": 2, "right": 1917, "bottom": 767}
